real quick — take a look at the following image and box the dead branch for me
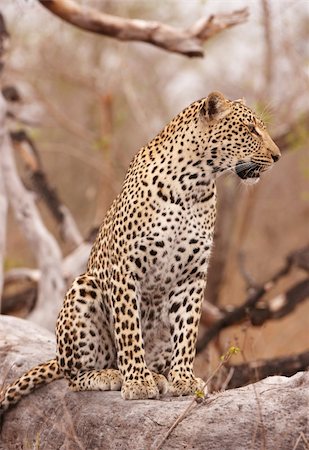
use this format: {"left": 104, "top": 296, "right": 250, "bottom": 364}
{"left": 2, "top": 315, "right": 308, "bottom": 449}
{"left": 38, "top": 0, "right": 248, "bottom": 58}
{"left": 227, "top": 350, "right": 309, "bottom": 389}
{"left": 1, "top": 243, "right": 92, "bottom": 316}
{"left": 288, "top": 245, "right": 309, "bottom": 272}
{"left": 33, "top": 86, "right": 94, "bottom": 143}
{"left": 1, "top": 269, "right": 40, "bottom": 317}
{"left": 248, "top": 278, "right": 309, "bottom": 326}
{"left": 10, "top": 129, "right": 83, "bottom": 247}
{"left": 197, "top": 246, "right": 309, "bottom": 352}
{"left": 0, "top": 175, "right": 7, "bottom": 302}
{"left": 0, "top": 93, "right": 65, "bottom": 330}
{"left": 1, "top": 279, "right": 37, "bottom": 316}
{"left": 0, "top": 16, "right": 65, "bottom": 329}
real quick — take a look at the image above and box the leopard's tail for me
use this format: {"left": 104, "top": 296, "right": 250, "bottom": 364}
{"left": 0, "top": 358, "right": 62, "bottom": 416}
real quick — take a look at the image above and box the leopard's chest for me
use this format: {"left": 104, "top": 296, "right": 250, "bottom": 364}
{"left": 138, "top": 202, "right": 215, "bottom": 299}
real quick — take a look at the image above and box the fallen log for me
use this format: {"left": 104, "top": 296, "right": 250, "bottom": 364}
{"left": 0, "top": 315, "right": 308, "bottom": 450}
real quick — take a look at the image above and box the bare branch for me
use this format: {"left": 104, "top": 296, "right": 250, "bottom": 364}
{"left": 38, "top": 0, "right": 248, "bottom": 58}
{"left": 0, "top": 94, "right": 65, "bottom": 330}
{"left": 227, "top": 350, "right": 309, "bottom": 389}
{"left": 197, "top": 246, "right": 309, "bottom": 353}
{"left": 288, "top": 245, "right": 309, "bottom": 272}
{"left": 248, "top": 278, "right": 309, "bottom": 326}
{"left": 10, "top": 130, "right": 83, "bottom": 247}
{"left": 1, "top": 243, "right": 91, "bottom": 316}
{"left": 1, "top": 278, "right": 37, "bottom": 316}
{"left": 199, "top": 275, "right": 309, "bottom": 353}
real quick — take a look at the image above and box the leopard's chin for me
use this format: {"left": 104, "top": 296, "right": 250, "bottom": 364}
{"left": 242, "top": 177, "right": 260, "bottom": 185}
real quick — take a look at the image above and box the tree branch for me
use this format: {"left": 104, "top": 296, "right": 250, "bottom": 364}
{"left": 228, "top": 350, "right": 309, "bottom": 389}
{"left": 0, "top": 94, "right": 65, "bottom": 330}
{"left": 1, "top": 243, "right": 92, "bottom": 317}
{"left": 248, "top": 278, "right": 309, "bottom": 326}
{"left": 198, "top": 246, "right": 309, "bottom": 353}
{"left": 38, "top": 0, "right": 248, "bottom": 57}
{"left": 10, "top": 129, "right": 83, "bottom": 247}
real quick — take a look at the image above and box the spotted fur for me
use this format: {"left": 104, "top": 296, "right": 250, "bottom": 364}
{"left": 0, "top": 92, "right": 280, "bottom": 413}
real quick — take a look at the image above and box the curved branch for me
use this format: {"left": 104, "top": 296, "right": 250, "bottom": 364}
{"left": 38, "top": 0, "right": 248, "bottom": 57}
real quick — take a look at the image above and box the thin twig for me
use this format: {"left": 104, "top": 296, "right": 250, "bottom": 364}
{"left": 220, "top": 367, "right": 235, "bottom": 392}
{"left": 154, "top": 347, "right": 239, "bottom": 450}
{"left": 238, "top": 349, "right": 267, "bottom": 450}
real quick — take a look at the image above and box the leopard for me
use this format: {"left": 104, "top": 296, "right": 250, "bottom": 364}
{"left": 0, "top": 91, "right": 280, "bottom": 416}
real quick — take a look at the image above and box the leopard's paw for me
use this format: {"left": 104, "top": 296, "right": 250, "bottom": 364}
{"left": 102, "top": 369, "right": 123, "bottom": 391}
{"left": 121, "top": 372, "right": 159, "bottom": 400}
{"left": 169, "top": 375, "right": 205, "bottom": 397}
{"left": 69, "top": 368, "right": 122, "bottom": 392}
{"left": 151, "top": 372, "right": 169, "bottom": 395}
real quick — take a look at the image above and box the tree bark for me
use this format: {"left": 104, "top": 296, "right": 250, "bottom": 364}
{"left": 38, "top": 0, "right": 248, "bottom": 57}
{"left": 0, "top": 315, "right": 308, "bottom": 450}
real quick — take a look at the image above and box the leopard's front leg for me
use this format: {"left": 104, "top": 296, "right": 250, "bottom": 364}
{"left": 111, "top": 270, "right": 168, "bottom": 400}
{"left": 168, "top": 277, "right": 206, "bottom": 396}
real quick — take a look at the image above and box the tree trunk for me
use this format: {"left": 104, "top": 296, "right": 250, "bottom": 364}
{"left": 1, "top": 315, "right": 307, "bottom": 450}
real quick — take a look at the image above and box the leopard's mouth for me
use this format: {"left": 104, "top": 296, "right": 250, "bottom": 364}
{"left": 235, "top": 160, "right": 262, "bottom": 184}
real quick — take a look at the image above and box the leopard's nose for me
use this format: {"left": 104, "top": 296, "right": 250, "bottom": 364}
{"left": 268, "top": 140, "right": 281, "bottom": 163}
{"left": 271, "top": 154, "right": 280, "bottom": 162}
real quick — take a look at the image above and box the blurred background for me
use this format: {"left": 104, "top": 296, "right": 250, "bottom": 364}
{"left": 1, "top": 0, "right": 308, "bottom": 381}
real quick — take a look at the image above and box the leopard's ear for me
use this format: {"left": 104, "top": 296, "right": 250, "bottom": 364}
{"left": 201, "top": 91, "right": 231, "bottom": 122}
{"left": 235, "top": 97, "right": 246, "bottom": 105}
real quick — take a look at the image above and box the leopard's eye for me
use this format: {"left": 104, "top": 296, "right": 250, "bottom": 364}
{"left": 247, "top": 123, "right": 260, "bottom": 136}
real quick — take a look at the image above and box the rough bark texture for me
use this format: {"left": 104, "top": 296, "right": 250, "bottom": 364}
{"left": 1, "top": 315, "right": 308, "bottom": 450}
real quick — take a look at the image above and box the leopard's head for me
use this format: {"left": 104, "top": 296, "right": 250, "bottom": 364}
{"left": 200, "top": 91, "right": 281, "bottom": 184}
